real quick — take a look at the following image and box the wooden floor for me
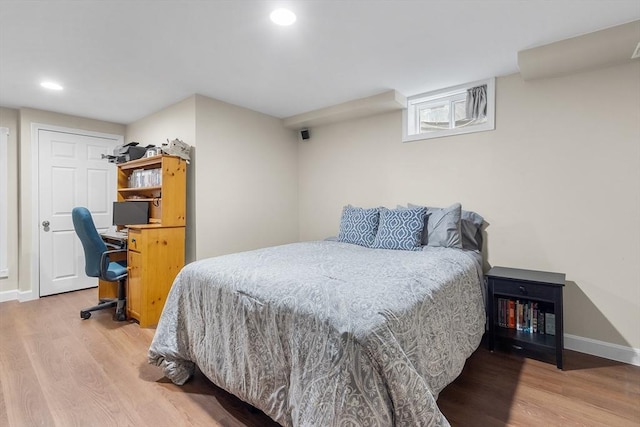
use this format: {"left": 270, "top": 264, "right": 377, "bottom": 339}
{"left": 1, "top": 289, "right": 638, "bottom": 427}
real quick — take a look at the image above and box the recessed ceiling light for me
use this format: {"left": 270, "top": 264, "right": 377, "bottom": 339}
{"left": 270, "top": 8, "right": 296, "bottom": 26}
{"left": 40, "top": 81, "right": 63, "bottom": 91}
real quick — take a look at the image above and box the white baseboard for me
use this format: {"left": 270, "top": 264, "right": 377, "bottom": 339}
{"left": 18, "top": 289, "right": 37, "bottom": 302}
{"left": 565, "top": 333, "right": 640, "bottom": 367}
{"left": 0, "top": 289, "right": 18, "bottom": 303}
{"left": 0, "top": 289, "right": 37, "bottom": 303}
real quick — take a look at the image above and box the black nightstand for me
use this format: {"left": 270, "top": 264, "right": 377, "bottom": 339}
{"left": 487, "top": 266, "right": 565, "bottom": 369}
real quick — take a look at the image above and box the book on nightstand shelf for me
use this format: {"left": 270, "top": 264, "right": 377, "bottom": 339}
{"left": 545, "top": 313, "right": 556, "bottom": 336}
{"left": 508, "top": 300, "right": 515, "bottom": 328}
{"left": 494, "top": 297, "right": 552, "bottom": 335}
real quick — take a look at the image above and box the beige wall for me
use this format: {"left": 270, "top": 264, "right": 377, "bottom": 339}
{"left": 125, "top": 95, "right": 197, "bottom": 147}
{"left": 194, "top": 94, "right": 299, "bottom": 258}
{"left": 0, "top": 107, "right": 19, "bottom": 293}
{"left": 125, "top": 94, "right": 300, "bottom": 262}
{"left": 18, "top": 108, "right": 125, "bottom": 296}
{"left": 125, "top": 95, "right": 198, "bottom": 262}
{"left": 298, "top": 61, "right": 640, "bottom": 350}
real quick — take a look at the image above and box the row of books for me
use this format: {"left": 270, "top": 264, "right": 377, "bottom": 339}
{"left": 496, "top": 298, "right": 556, "bottom": 335}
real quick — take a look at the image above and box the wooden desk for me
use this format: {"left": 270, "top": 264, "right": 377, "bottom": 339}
{"left": 98, "top": 279, "right": 119, "bottom": 300}
{"left": 126, "top": 225, "right": 185, "bottom": 327}
{"left": 98, "top": 227, "right": 185, "bottom": 327}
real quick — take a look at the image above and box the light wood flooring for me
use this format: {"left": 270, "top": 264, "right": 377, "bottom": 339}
{"left": 1, "top": 288, "right": 638, "bottom": 426}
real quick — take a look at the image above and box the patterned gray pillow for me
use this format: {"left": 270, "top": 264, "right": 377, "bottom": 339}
{"left": 337, "top": 205, "right": 380, "bottom": 247}
{"left": 371, "top": 207, "right": 427, "bottom": 251}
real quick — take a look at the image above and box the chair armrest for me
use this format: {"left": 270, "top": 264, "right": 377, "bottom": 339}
{"left": 100, "top": 249, "right": 128, "bottom": 282}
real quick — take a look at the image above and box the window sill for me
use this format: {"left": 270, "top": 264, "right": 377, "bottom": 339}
{"left": 402, "top": 121, "right": 495, "bottom": 142}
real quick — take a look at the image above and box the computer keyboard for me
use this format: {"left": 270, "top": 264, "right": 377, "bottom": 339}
{"left": 101, "top": 229, "right": 128, "bottom": 240}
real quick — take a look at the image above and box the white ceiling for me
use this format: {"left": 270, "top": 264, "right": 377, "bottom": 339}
{"left": 1, "top": 0, "right": 638, "bottom": 125}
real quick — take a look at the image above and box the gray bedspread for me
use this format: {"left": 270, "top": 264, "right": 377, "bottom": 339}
{"left": 148, "top": 241, "right": 485, "bottom": 426}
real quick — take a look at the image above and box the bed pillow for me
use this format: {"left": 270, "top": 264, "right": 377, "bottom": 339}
{"left": 337, "top": 205, "right": 380, "bottom": 247}
{"left": 408, "top": 202, "right": 463, "bottom": 248}
{"left": 371, "top": 206, "right": 427, "bottom": 251}
{"left": 460, "top": 210, "right": 484, "bottom": 251}
{"left": 409, "top": 203, "right": 483, "bottom": 250}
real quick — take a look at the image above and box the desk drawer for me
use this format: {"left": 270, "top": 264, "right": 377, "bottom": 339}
{"left": 127, "top": 229, "right": 144, "bottom": 252}
{"left": 490, "top": 278, "right": 556, "bottom": 301}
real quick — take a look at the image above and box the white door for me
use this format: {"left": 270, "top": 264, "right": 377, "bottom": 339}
{"left": 38, "top": 130, "right": 119, "bottom": 296}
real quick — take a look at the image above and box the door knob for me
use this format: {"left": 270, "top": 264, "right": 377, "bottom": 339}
{"left": 42, "top": 220, "right": 50, "bottom": 228}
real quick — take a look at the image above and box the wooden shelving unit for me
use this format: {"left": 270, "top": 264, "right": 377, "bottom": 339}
{"left": 115, "top": 154, "right": 187, "bottom": 327}
{"left": 117, "top": 154, "right": 186, "bottom": 226}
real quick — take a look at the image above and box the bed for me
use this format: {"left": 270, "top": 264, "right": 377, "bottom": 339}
{"left": 148, "top": 240, "right": 485, "bottom": 426}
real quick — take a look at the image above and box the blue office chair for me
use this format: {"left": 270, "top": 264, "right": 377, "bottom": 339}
{"left": 72, "top": 207, "right": 127, "bottom": 321}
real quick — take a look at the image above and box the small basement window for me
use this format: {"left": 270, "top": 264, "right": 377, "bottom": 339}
{"left": 403, "top": 77, "right": 495, "bottom": 142}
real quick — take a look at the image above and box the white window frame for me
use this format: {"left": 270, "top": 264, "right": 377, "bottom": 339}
{"left": 402, "top": 77, "right": 495, "bottom": 142}
{"left": 0, "top": 127, "right": 8, "bottom": 278}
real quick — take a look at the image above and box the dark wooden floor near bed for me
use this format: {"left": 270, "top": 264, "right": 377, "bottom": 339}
{"left": 1, "top": 288, "right": 638, "bottom": 426}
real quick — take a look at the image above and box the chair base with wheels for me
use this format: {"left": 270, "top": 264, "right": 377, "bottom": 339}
{"left": 72, "top": 206, "right": 128, "bottom": 322}
{"left": 80, "top": 278, "right": 127, "bottom": 321}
